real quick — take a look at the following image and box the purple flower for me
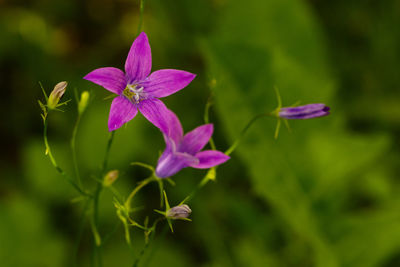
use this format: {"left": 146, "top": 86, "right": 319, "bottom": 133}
{"left": 155, "top": 110, "right": 230, "bottom": 178}
{"left": 278, "top": 104, "right": 330, "bottom": 119}
{"left": 84, "top": 32, "right": 196, "bottom": 132}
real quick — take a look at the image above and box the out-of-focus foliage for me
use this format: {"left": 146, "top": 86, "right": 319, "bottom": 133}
{"left": 0, "top": 0, "right": 399, "bottom": 266}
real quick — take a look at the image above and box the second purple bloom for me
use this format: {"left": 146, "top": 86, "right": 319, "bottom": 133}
{"left": 156, "top": 110, "right": 230, "bottom": 178}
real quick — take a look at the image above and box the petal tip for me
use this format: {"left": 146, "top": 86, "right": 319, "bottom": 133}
{"left": 204, "top": 123, "right": 214, "bottom": 135}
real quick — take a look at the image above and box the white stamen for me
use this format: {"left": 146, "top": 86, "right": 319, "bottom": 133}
{"left": 127, "top": 85, "right": 144, "bottom": 103}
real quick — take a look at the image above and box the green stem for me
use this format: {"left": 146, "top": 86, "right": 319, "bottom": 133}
{"left": 132, "top": 218, "right": 163, "bottom": 267}
{"left": 136, "top": 0, "right": 146, "bottom": 35}
{"left": 184, "top": 169, "right": 215, "bottom": 203}
{"left": 92, "top": 131, "right": 115, "bottom": 266}
{"left": 124, "top": 176, "right": 155, "bottom": 212}
{"left": 43, "top": 116, "right": 90, "bottom": 197}
{"left": 73, "top": 198, "right": 92, "bottom": 267}
{"left": 71, "top": 114, "right": 82, "bottom": 188}
{"left": 225, "top": 112, "right": 274, "bottom": 156}
{"left": 204, "top": 97, "right": 216, "bottom": 150}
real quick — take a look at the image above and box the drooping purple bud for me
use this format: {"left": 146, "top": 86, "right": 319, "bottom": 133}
{"left": 278, "top": 104, "right": 330, "bottom": 119}
{"left": 166, "top": 204, "right": 192, "bottom": 219}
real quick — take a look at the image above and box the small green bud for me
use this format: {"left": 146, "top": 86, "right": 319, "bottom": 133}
{"left": 103, "top": 170, "right": 119, "bottom": 187}
{"left": 47, "top": 81, "right": 67, "bottom": 109}
{"left": 78, "top": 91, "right": 90, "bottom": 114}
{"left": 166, "top": 204, "right": 192, "bottom": 220}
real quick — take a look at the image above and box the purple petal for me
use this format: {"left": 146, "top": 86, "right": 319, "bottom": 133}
{"left": 138, "top": 98, "right": 170, "bottom": 133}
{"left": 125, "top": 32, "right": 152, "bottom": 83}
{"left": 279, "top": 104, "right": 330, "bottom": 119}
{"left": 188, "top": 150, "right": 230, "bottom": 169}
{"left": 179, "top": 124, "right": 213, "bottom": 154}
{"left": 158, "top": 135, "right": 176, "bottom": 166}
{"left": 164, "top": 109, "right": 184, "bottom": 144}
{"left": 108, "top": 96, "right": 138, "bottom": 131}
{"left": 84, "top": 67, "right": 126, "bottom": 94}
{"left": 281, "top": 110, "right": 330, "bottom": 119}
{"left": 142, "top": 69, "right": 196, "bottom": 98}
{"left": 156, "top": 151, "right": 199, "bottom": 178}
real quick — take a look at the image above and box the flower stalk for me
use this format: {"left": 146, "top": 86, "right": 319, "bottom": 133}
{"left": 43, "top": 112, "right": 90, "bottom": 197}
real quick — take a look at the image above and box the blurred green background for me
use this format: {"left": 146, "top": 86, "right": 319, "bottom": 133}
{"left": 1, "top": 0, "right": 400, "bottom": 266}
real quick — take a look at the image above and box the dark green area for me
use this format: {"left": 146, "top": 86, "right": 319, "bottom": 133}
{"left": 0, "top": 0, "right": 399, "bottom": 266}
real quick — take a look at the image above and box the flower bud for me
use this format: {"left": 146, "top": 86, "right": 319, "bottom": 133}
{"left": 103, "top": 170, "right": 119, "bottom": 187}
{"left": 278, "top": 103, "right": 330, "bottom": 120}
{"left": 47, "top": 81, "right": 67, "bottom": 109}
{"left": 166, "top": 204, "right": 192, "bottom": 219}
{"left": 78, "top": 91, "right": 90, "bottom": 114}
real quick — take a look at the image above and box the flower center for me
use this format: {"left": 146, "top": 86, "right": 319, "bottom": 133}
{"left": 123, "top": 84, "right": 145, "bottom": 103}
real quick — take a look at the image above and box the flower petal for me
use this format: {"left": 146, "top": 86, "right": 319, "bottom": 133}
{"left": 84, "top": 67, "right": 126, "bottom": 94}
{"left": 108, "top": 96, "right": 138, "bottom": 131}
{"left": 279, "top": 104, "right": 330, "bottom": 119}
{"left": 138, "top": 98, "right": 171, "bottom": 134}
{"left": 164, "top": 109, "right": 183, "bottom": 144}
{"left": 158, "top": 135, "right": 176, "bottom": 165}
{"left": 188, "top": 150, "right": 230, "bottom": 169}
{"left": 125, "top": 32, "right": 152, "bottom": 83}
{"left": 180, "top": 124, "right": 213, "bottom": 154}
{"left": 156, "top": 151, "right": 198, "bottom": 178}
{"left": 281, "top": 110, "right": 330, "bottom": 119}
{"left": 142, "top": 69, "right": 196, "bottom": 98}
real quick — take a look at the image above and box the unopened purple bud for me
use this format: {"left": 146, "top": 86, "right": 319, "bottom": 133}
{"left": 278, "top": 103, "right": 330, "bottom": 119}
{"left": 48, "top": 81, "right": 67, "bottom": 109}
{"left": 166, "top": 204, "right": 192, "bottom": 219}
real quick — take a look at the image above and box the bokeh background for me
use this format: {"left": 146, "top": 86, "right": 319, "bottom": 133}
{"left": 1, "top": 0, "right": 400, "bottom": 266}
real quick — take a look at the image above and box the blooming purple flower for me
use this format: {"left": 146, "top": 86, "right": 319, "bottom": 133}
{"left": 278, "top": 104, "right": 330, "bottom": 119}
{"left": 84, "top": 32, "right": 196, "bottom": 132}
{"left": 155, "top": 110, "right": 230, "bottom": 178}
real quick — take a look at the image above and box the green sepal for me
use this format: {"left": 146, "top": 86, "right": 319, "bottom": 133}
{"left": 154, "top": 209, "right": 166, "bottom": 216}
{"left": 39, "top": 81, "right": 48, "bottom": 101}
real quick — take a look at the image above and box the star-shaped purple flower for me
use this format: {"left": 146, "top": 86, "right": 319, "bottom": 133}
{"left": 279, "top": 104, "right": 330, "bottom": 119}
{"left": 155, "top": 110, "right": 230, "bottom": 178}
{"left": 84, "top": 32, "right": 196, "bottom": 132}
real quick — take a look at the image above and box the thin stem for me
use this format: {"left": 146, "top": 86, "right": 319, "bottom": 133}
{"left": 136, "top": 0, "right": 146, "bottom": 35}
{"left": 225, "top": 112, "right": 274, "bottom": 156}
{"left": 132, "top": 218, "right": 163, "bottom": 267}
{"left": 124, "top": 176, "right": 155, "bottom": 211}
{"left": 274, "top": 86, "right": 282, "bottom": 108}
{"left": 92, "top": 131, "right": 116, "bottom": 266}
{"left": 204, "top": 96, "right": 216, "bottom": 150}
{"left": 73, "top": 198, "right": 92, "bottom": 267}
{"left": 71, "top": 114, "right": 82, "bottom": 188}
{"left": 140, "top": 224, "right": 169, "bottom": 267}
{"left": 184, "top": 170, "right": 214, "bottom": 203}
{"left": 43, "top": 116, "right": 90, "bottom": 197}
{"left": 102, "top": 131, "right": 115, "bottom": 172}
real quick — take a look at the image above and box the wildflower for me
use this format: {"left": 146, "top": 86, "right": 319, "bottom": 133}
{"left": 47, "top": 81, "right": 67, "bottom": 109}
{"left": 156, "top": 110, "right": 230, "bottom": 178}
{"left": 278, "top": 103, "right": 330, "bottom": 119}
{"left": 83, "top": 32, "right": 196, "bottom": 132}
{"left": 166, "top": 204, "right": 192, "bottom": 220}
